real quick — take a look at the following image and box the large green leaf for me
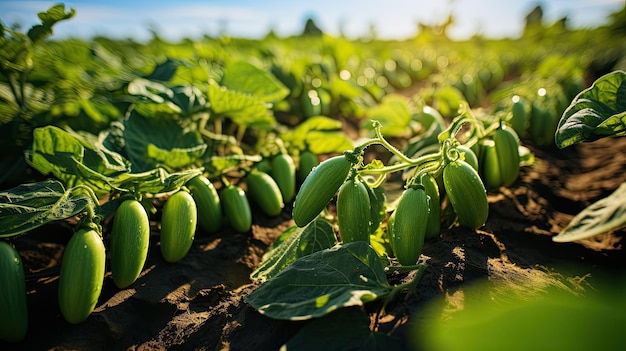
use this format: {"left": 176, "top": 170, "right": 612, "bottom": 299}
{"left": 250, "top": 218, "right": 337, "bottom": 282}
{"left": 208, "top": 83, "right": 275, "bottom": 128}
{"left": 144, "top": 58, "right": 183, "bottom": 82}
{"left": 364, "top": 94, "right": 412, "bottom": 137}
{"left": 0, "top": 179, "right": 92, "bottom": 237}
{"left": 555, "top": 70, "right": 626, "bottom": 148}
{"left": 283, "top": 307, "right": 401, "bottom": 351}
{"left": 416, "top": 282, "right": 626, "bottom": 351}
{"left": 27, "top": 4, "right": 75, "bottom": 44}
{"left": 221, "top": 60, "right": 289, "bottom": 103}
{"left": 27, "top": 125, "right": 201, "bottom": 195}
{"left": 280, "top": 116, "right": 354, "bottom": 154}
{"left": 245, "top": 241, "right": 392, "bottom": 320}
{"left": 123, "top": 111, "right": 207, "bottom": 172}
{"left": 553, "top": 182, "right": 626, "bottom": 242}
{"left": 127, "top": 79, "right": 208, "bottom": 118}
{"left": 28, "top": 125, "right": 130, "bottom": 192}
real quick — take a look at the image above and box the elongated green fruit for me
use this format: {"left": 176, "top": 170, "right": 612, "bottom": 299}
{"left": 391, "top": 187, "right": 429, "bottom": 266}
{"left": 58, "top": 228, "right": 106, "bottom": 324}
{"left": 0, "top": 241, "right": 27, "bottom": 342}
{"left": 271, "top": 153, "right": 297, "bottom": 203}
{"left": 493, "top": 125, "right": 521, "bottom": 186}
{"left": 187, "top": 175, "right": 223, "bottom": 233}
{"left": 292, "top": 155, "right": 352, "bottom": 227}
{"left": 479, "top": 139, "right": 503, "bottom": 189}
{"left": 387, "top": 210, "right": 396, "bottom": 252}
{"left": 111, "top": 199, "right": 150, "bottom": 289}
{"left": 457, "top": 145, "right": 479, "bottom": 171}
{"left": 337, "top": 176, "right": 371, "bottom": 244}
{"left": 444, "top": 160, "right": 489, "bottom": 229}
{"left": 298, "top": 150, "right": 319, "bottom": 183}
{"left": 246, "top": 170, "right": 284, "bottom": 217}
{"left": 529, "top": 102, "right": 554, "bottom": 147}
{"left": 220, "top": 185, "right": 252, "bottom": 233}
{"left": 420, "top": 173, "right": 441, "bottom": 239}
{"left": 160, "top": 191, "right": 197, "bottom": 263}
{"left": 510, "top": 96, "right": 528, "bottom": 137}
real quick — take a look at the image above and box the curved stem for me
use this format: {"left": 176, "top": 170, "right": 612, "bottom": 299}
{"left": 380, "top": 263, "right": 428, "bottom": 308}
{"left": 356, "top": 121, "right": 414, "bottom": 165}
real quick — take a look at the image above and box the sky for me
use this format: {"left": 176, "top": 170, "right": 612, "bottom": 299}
{"left": 0, "top": 0, "right": 623, "bottom": 41}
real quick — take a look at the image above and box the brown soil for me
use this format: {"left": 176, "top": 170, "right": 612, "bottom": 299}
{"left": 2, "top": 136, "right": 626, "bottom": 351}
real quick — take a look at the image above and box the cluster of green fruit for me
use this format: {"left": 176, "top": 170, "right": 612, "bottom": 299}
{"left": 0, "top": 150, "right": 319, "bottom": 341}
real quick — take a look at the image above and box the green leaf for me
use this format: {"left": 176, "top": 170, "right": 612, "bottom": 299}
{"left": 0, "top": 179, "right": 92, "bottom": 237}
{"left": 306, "top": 131, "right": 355, "bottom": 154}
{"left": 415, "top": 282, "right": 626, "bottom": 351}
{"left": 128, "top": 79, "right": 208, "bottom": 118}
{"left": 27, "top": 125, "right": 130, "bottom": 193}
{"left": 283, "top": 307, "right": 401, "bottom": 351}
{"left": 221, "top": 60, "right": 289, "bottom": 103}
{"left": 204, "top": 154, "right": 262, "bottom": 176}
{"left": 555, "top": 70, "right": 626, "bottom": 148}
{"left": 170, "top": 85, "right": 208, "bottom": 117}
{"left": 26, "top": 125, "right": 201, "bottom": 195}
{"left": 280, "top": 116, "right": 353, "bottom": 153}
{"left": 250, "top": 218, "right": 337, "bottom": 282}
{"left": 245, "top": 241, "right": 392, "bottom": 320}
{"left": 121, "top": 168, "right": 202, "bottom": 195}
{"left": 27, "top": 4, "right": 75, "bottom": 43}
{"left": 123, "top": 111, "right": 207, "bottom": 172}
{"left": 208, "top": 83, "right": 275, "bottom": 128}
{"left": 127, "top": 78, "right": 181, "bottom": 115}
{"left": 553, "top": 182, "right": 626, "bottom": 242}
{"left": 144, "top": 58, "right": 183, "bottom": 82}
{"left": 364, "top": 94, "right": 412, "bottom": 137}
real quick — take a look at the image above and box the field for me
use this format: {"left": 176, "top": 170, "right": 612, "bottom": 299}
{"left": 1, "top": 4, "right": 626, "bottom": 351}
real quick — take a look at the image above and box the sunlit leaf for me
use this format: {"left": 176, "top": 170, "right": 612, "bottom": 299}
{"left": 250, "top": 217, "right": 337, "bottom": 282}
{"left": 305, "top": 131, "right": 354, "bottom": 154}
{"left": 553, "top": 182, "right": 626, "bottom": 242}
{"left": 245, "top": 241, "right": 392, "bottom": 320}
{"left": 205, "top": 154, "right": 263, "bottom": 176}
{"left": 364, "top": 94, "right": 412, "bottom": 137}
{"left": 144, "top": 58, "right": 183, "bottom": 82}
{"left": 555, "top": 70, "right": 626, "bottom": 148}
{"left": 280, "top": 116, "right": 353, "bottom": 153}
{"left": 26, "top": 125, "right": 201, "bottom": 195}
{"left": 415, "top": 282, "right": 626, "bottom": 351}
{"left": 221, "top": 60, "right": 289, "bottom": 103}
{"left": 123, "top": 111, "right": 206, "bottom": 172}
{"left": 0, "top": 179, "right": 92, "bottom": 237}
{"left": 208, "top": 83, "right": 275, "bottom": 128}
{"left": 27, "top": 4, "right": 75, "bottom": 43}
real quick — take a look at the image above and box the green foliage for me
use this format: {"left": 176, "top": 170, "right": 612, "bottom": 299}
{"left": 250, "top": 218, "right": 337, "bottom": 282}
{"left": 555, "top": 70, "right": 626, "bottom": 148}
{"left": 0, "top": 179, "right": 94, "bottom": 237}
{"left": 553, "top": 70, "right": 626, "bottom": 242}
{"left": 221, "top": 60, "right": 289, "bottom": 103}
{"left": 364, "top": 94, "right": 413, "bottom": 137}
{"left": 280, "top": 116, "right": 354, "bottom": 155}
{"left": 415, "top": 282, "right": 626, "bottom": 351}
{"left": 123, "top": 111, "right": 207, "bottom": 172}
{"left": 26, "top": 125, "right": 201, "bottom": 196}
{"left": 245, "top": 241, "right": 392, "bottom": 320}
{"left": 208, "top": 82, "right": 275, "bottom": 128}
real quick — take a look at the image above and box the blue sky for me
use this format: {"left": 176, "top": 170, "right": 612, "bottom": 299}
{"left": 0, "top": 0, "right": 623, "bottom": 41}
